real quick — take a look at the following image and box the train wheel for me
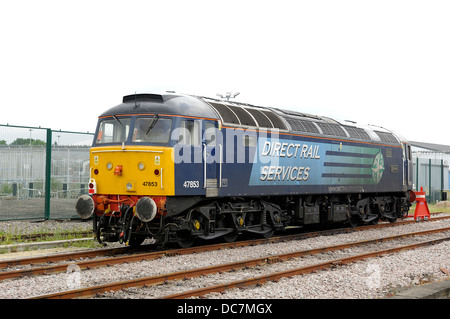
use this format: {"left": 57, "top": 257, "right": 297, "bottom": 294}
{"left": 262, "top": 229, "right": 274, "bottom": 239}
{"left": 388, "top": 216, "right": 398, "bottom": 223}
{"left": 349, "top": 215, "right": 361, "bottom": 227}
{"left": 177, "top": 230, "right": 195, "bottom": 248}
{"left": 223, "top": 230, "right": 239, "bottom": 243}
{"left": 128, "top": 236, "right": 145, "bottom": 247}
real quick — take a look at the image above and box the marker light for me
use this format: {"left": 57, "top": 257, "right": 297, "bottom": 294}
{"left": 114, "top": 165, "right": 123, "bottom": 175}
{"left": 88, "top": 179, "right": 97, "bottom": 194}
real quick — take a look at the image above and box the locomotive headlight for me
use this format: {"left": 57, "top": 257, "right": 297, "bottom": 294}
{"left": 138, "top": 162, "right": 145, "bottom": 171}
{"left": 125, "top": 181, "right": 135, "bottom": 192}
{"left": 106, "top": 162, "right": 113, "bottom": 170}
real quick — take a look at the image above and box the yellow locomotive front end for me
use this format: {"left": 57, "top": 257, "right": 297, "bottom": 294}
{"left": 76, "top": 112, "right": 177, "bottom": 246}
{"left": 89, "top": 143, "right": 174, "bottom": 214}
{"left": 89, "top": 144, "right": 174, "bottom": 197}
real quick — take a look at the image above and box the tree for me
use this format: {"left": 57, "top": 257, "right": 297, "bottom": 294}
{"left": 10, "top": 138, "right": 46, "bottom": 146}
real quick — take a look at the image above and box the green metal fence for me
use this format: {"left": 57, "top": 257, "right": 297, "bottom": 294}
{"left": 412, "top": 156, "right": 449, "bottom": 203}
{"left": 0, "top": 124, "right": 93, "bottom": 220}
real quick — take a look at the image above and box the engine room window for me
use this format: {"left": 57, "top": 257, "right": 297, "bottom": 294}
{"left": 178, "top": 120, "right": 201, "bottom": 146}
{"left": 132, "top": 117, "right": 172, "bottom": 144}
{"left": 96, "top": 117, "right": 131, "bottom": 144}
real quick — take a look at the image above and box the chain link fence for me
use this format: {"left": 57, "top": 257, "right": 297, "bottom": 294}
{"left": 0, "top": 124, "right": 93, "bottom": 220}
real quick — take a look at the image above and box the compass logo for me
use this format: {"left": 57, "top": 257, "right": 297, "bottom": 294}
{"left": 371, "top": 151, "right": 384, "bottom": 184}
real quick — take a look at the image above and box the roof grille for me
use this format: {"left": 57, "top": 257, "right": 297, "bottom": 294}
{"left": 208, "top": 102, "right": 240, "bottom": 125}
{"left": 227, "top": 104, "right": 256, "bottom": 127}
{"left": 316, "top": 122, "right": 347, "bottom": 137}
{"left": 375, "top": 131, "right": 398, "bottom": 143}
{"left": 122, "top": 94, "right": 164, "bottom": 103}
{"left": 284, "top": 118, "right": 320, "bottom": 134}
{"left": 245, "top": 108, "right": 273, "bottom": 128}
{"left": 261, "top": 110, "right": 287, "bottom": 130}
{"left": 205, "top": 100, "right": 286, "bottom": 130}
{"left": 344, "top": 126, "right": 371, "bottom": 140}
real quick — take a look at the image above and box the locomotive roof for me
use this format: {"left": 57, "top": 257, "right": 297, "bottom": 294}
{"left": 196, "top": 95, "right": 403, "bottom": 145}
{"left": 100, "top": 92, "right": 404, "bottom": 145}
{"left": 99, "top": 93, "right": 220, "bottom": 120}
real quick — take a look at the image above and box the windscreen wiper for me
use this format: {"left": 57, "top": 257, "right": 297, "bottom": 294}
{"left": 113, "top": 115, "right": 124, "bottom": 127}
{"left": 146, "top": 114, "right": 159, "bottom": 135}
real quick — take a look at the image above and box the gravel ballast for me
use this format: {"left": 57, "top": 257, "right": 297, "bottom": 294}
{"left": 0, "top": 218, "right": 449, "bottom": 299}
{"left": 0, "top": 220, "right": 92, "bottom": 235}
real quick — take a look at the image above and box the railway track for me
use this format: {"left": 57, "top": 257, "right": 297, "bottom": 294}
{"left": 0, "top": 210, "right": 429, "bottom": 244}
{"left": 24, "top": 218, "right": 450, "bottom": 299}
{"left": 2, "top": 215, "right": 449, "bottom": 282}
{"left": 162, "top": 234, "right": 450, "bottom": 299}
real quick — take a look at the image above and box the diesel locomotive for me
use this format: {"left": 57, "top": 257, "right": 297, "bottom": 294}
{"left": 76, "top": 93, "right": 414, "bottom": 247}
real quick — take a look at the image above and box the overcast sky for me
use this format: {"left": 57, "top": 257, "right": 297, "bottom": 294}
{"left": 1, "top": 0, "right": 449, "bottom": 145}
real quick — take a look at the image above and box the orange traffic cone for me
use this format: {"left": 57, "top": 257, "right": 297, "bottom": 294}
{"left": 414, "top": 187, "right": 431, "bottom": 221}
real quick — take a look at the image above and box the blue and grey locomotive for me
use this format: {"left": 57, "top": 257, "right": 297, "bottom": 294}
{"left": 76, "top": 92, "right": 413, "bottom": 247}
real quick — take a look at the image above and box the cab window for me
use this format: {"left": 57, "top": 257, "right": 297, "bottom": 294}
{"left": 132, "top": 117, "right": 172, "bottom": 144}
{"left": 95, "top": 117, "right": 131, "bottom": 144}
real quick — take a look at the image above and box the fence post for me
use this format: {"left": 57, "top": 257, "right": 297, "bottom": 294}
{"left": 44, "top": 129, "right": 52, "bottom": 220}
{"left": 428, "top": 158, "right": 432, "bottom": 203}
{"left": 441, "top": 159, "right": 444, "bottom": 201}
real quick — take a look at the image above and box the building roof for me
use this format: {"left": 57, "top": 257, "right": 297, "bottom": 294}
{"left": 410, "top": 141, "right": 450, "bottom": 153}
